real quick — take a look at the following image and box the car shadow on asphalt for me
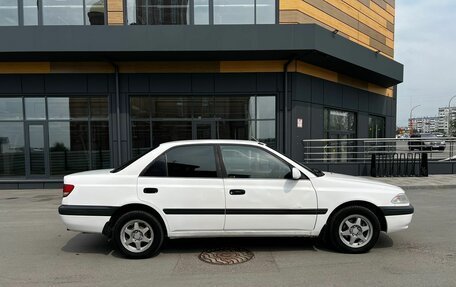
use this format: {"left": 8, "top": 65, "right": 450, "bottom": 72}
{"left": 61, "top": 232, "right": 393, "bottom": 258}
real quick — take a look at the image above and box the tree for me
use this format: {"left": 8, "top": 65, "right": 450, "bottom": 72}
{"left": 451, "top": 120, "right": 456, "bottom": 137}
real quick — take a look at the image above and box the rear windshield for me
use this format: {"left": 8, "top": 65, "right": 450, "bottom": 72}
{"left": 110, "top": 148, "right": 154, "bottom": 173}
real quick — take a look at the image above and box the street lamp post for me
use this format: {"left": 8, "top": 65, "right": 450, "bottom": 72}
{"left": 409, "top": 105, "right": 421, "bottom": 134}
{"left": 447, "top": 95, "right": 456, "bottom": 137}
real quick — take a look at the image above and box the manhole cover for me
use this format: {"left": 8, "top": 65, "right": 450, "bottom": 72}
{"left": 199, "top": 248, "right": 254, "bottom": 265}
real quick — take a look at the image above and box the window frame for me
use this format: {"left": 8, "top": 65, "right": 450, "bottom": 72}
{"left": 123, "top": 0, "right": 277, "bottom": 25}
{"left": 217, "top": 144, "right": 302, "bottom": 180}
{"left": 140, "top": 144, "right": 223, "bottom": 178}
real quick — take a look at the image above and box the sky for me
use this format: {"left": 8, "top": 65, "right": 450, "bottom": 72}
{"left": 395, "top": 0, "right": 456, "bottom": 126}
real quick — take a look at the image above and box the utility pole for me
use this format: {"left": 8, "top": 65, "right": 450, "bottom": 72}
{"left": 448, "top": 95, "right": 456, "bottom": 136}
{"left": 409, "top": 105, "right": 421, "bottom": 135}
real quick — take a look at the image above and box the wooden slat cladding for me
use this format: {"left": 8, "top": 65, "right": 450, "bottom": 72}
{"left": 0, "top": 61, "right": 394, "bottom": 97}
{"left": 107, "top": 0, "right": 124, "bottom": 25}
{"left": 280, "top": 0, "right": 395, "bottom": 58}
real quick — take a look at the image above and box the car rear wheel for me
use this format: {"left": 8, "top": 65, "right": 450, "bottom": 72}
{"left": 328, "top": 206, "right": 380, "bottom": 254}
{"left": 113, "top": 211, "right": 164, "bottom": 259}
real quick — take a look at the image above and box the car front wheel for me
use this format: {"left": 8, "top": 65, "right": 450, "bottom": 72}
{"left": 113, "top": 211, "right": 164, "bottom": 259}
{"left": 328, "top": 206, "right": 380, "bottom": 254}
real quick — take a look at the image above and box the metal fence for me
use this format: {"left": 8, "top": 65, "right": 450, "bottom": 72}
{"left": 302, "top": 137, "right": 456, "bottom": 163}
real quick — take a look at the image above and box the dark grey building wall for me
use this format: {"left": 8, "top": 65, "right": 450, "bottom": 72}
{"left": 0, "top": 72, "right": 397, "bottom": 185}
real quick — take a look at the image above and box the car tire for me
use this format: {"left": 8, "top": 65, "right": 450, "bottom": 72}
{"left": 328, "top": 206, "right": 380, "bottom": 254}
{"left": 113, "top": 211, "right": 164, "bottom": 259}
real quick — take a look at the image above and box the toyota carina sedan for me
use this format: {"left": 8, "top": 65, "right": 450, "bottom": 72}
{"left": 59, "top": 140, "right": 414, "bottom": 258}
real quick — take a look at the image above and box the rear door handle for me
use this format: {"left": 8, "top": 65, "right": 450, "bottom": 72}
{"left": 144, "top": 188, "right": 158, "bottom": 194}
{"left": 229, "top": 189, "right": 246, "bottom": 195}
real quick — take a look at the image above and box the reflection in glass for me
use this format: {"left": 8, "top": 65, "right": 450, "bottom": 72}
{"left": 130, "top": 97, "right": 152, "bottom": 119}
{"left": 48, "top": 97, "right": 89, "bottom": 120}
{"left": 90, "top": 97, "right": 109, "bottom": 119}
{"left": 126, "top": 0, "right": 190, "bottom": 25}
{"left": 152, "top": 97, "right": 192, "bottom": 118}
{"left": 131, "top": 121, "right": 151, "bottom": 157}
{"left": 369, "top": 115, "right": 385, "bottom": 138}
{"left": 0, "top": 122, "right": 25, "bottom": 176}
{"left": 29, "top": 125, "right": 45, "bottom": 175}
{"left": 257, "top": 120, "right": 276, "bottom": 148}
{"left": 256, "top": 0, "right": 275, "bottom": 24}
{"left": 192, "top": 97, "right": 214, "bottom": 118}
{"left": 214, "top": 0, "right": 254, "bottom": 24}
{"left": 25, "top": 98, "right": 46, "bottom": 120}
{"left": 91, "top": 121, "right": 110, "bottom": 169}
{"left": 0, "top": 0, "right": 18, "bottom": 26}
{"left": 152, "top": 121, "right": 192, "bottom": 147}
{"left": 214, "top": 96, "right": 253, "bottom": 119}
{"left": 194, "top": 0, "right": 209, "bottom": 24}
{"left": 49, "top": 122, "right": 90, "bottom": 175}
{"left": 0, "top": 98, "right": 23, "bottom": 120}
{"left": 218, "top": 121, "right": 249, "bottom": 140}
{"left": 86, "top": 0, "right": 105, "bottom": 25}
{"left": 43, "top": 0, "right": 84, "bottom": 25}
{"left": 166, "top": 145, "right": 217, "bottom": 177}
{"left": 24, "top": 0, "right": 38, "bottom": 25}
{"left": 256, "top": 96, "right": 275, "bottom": 119}
{"left": 220, "top": 145, "right": 290, "bottom": 179}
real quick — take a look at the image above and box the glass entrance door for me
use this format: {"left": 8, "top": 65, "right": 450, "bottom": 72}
{"left": 193, "top": 121, "right": 216, "bottom": 139}
{"left": 26, "top": 123, "right": 49, "bottom": 176}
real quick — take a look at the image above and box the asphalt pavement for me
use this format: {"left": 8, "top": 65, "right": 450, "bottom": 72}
{"left": 0, "top": 186, "right": 455, "bottom": 287}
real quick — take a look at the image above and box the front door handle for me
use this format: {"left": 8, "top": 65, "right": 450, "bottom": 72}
{"left": 144, "top": 188, "right": 158, "bottom": 194}
{"left": 229, "top": 189, "right": 245, "bottom": 195}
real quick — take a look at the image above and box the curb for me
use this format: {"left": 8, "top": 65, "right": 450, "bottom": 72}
{"left": 399, "top": 185, "right": 456, "bottom": 190}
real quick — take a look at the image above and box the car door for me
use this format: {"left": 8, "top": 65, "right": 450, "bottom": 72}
{"left": 137, "top": 144, "right": 225, "bottom": 233}
{"left": 220, "top": 144, "right": 318, "bottom": 231}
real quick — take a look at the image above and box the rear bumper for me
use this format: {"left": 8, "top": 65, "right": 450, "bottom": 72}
{"left": 58, "top": 205, "right": 117, "bottom": 234}
{"left": 59, "top": 215, "right": 110, "bottom": 233}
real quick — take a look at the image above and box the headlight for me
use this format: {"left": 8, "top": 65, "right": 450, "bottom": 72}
{"left": 441, "top": 141, "right": 445, "bottom": 145}
{"left": 391, "top": 193, "right": 410, "bottom": 204}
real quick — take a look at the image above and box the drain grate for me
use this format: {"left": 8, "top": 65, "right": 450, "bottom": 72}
{"left": 199, "top": 248, "right": 254, "bottom": 265}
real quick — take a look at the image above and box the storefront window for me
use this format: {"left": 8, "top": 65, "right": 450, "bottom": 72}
{"left": 0, "top": 98, "right": 23, "bottom": 120}
{"left": 130, "top": 95, "right": 276, "bottom": 156}
{"left": 324, "top": 109, "right": 357, "bottom": 162}
{"left": 0, "top": 122, "right": 25, "bottom": 177}
{"left": 0, "top": 96, "right": 110, "bottom": 178}
{"left": 0, "top": 0, "right": 18, "bottom": 26}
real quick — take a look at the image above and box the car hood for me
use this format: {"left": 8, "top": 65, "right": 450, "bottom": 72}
{"left": 311, "top": 172, "right": 403, "bottom": 193}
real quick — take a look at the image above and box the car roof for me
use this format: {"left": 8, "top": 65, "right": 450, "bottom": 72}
{"left": 159, "top": 139, "right": 266, "bottom": 148}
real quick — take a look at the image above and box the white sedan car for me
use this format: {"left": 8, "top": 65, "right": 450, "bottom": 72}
{"left": 59, "top": 140, "right": 413, "bottom": 258}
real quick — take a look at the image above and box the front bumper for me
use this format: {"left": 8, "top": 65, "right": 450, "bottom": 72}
{"left": 380, "top": 205, "right": 414, "bottom": 233}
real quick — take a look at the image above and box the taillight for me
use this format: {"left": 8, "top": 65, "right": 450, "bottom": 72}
{"left": 63, "top": 184, "right": 75, "bottom": 197}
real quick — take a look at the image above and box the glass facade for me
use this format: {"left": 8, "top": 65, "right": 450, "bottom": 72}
{"left": 0, "top": 0, "right": 105, "bottom": 26}
{"left": 130, "top": 95, "right": 276, "bottom": 157}
{"left": 0, "top": 96, "right": 110, "bottom": 178}
{"left": 0, "top": 0, "right": 18, "bottom": 26}
{"left": 126, "top": 0, "right": 275, "bottom": 25}
{"left": 324, "top": 109, "right": 357, "bottom": 162}
{"left": 369, "top": 115, "right": 386, "bottom": 138}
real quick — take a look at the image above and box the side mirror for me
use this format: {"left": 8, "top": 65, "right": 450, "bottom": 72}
{"left": 292, "top": 167, "right": 301, "bottom": 180}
